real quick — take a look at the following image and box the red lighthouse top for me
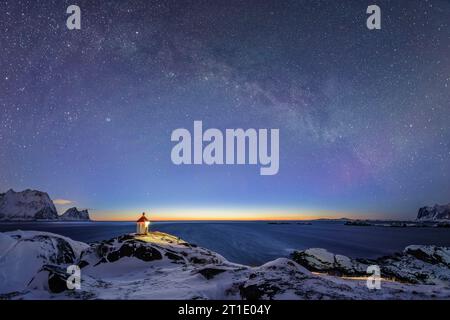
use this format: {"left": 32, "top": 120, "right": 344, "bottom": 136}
{"left": 137, "top": 212, "right": 149, "bottom": 222}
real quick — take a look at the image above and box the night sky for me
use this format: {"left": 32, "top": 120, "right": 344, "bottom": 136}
{"left": 1, "top": 0, "right": 449, "bottom": 220}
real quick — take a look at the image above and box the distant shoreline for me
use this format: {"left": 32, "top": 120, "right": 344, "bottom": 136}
{"left": 1, "top": 218, "right": 447, "bottom": 223}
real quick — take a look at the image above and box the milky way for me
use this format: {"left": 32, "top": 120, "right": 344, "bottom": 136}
{"left": 1, "top": 0, "right": 449, "bottom": 219}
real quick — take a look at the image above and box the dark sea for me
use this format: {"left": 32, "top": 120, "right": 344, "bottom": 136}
{"left": 1, "top": 221, "right": 449, "bottom": 266}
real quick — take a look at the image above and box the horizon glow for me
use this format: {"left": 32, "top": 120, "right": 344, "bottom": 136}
{"left": 64, "top": 206, "right": 378, "bottom": 222}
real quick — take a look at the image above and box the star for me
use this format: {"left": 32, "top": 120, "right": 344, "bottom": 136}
{"left": 0, "top": 0, "right": 448, "bottom": 220}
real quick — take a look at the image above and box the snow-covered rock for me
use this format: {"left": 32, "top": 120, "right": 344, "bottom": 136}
{"left": 382, "top": 245, "right": 450, "bottom": 284}
{"left": 291, "top": 248, "right": 367, "bottom": 276}
{"left": 0, "top": 189, "right": 58, "bottom": 221}
{"left": 1, "top": 230, "right": 449, "bottom": 300}
{"left": 59, "top": 207, "right": 90, "bottom": 221}
{"left": 417, "top": 204, "right": 450, "bottom": 221}
{"left": 292, "top": 245, "right": 450, "bottom": 285}
{"left": 0, "top": 231, "right": 88, "bottom": 296}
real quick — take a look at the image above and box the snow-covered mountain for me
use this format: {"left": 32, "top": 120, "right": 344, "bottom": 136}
{"left": 0, "top": 189, "right": 58, "bottom": 221}
{"left": 417, "top": 204, "right": 450, "bottom": 221}
{"left": 0, "top": 230, "right": 448, "bottom": 300}
{"left": 0, "top": 189, "right": 91, "bottom": 221}
{"left": 59, "top": 207, "right": 90, "bottom": 221}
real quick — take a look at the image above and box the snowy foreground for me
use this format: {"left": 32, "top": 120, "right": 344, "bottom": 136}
{"left": 0, "top": 230, "right": 449, "bottom": 300}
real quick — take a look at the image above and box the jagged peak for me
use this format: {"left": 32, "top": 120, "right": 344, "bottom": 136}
{"left": 417, "top": 203, "right": 450, "bottom": 221}
{"left": 0, "top": 188, "right": 58, "bottom": 221}
{"left": 60, "top": 207, "right": 90, "bottom": 221}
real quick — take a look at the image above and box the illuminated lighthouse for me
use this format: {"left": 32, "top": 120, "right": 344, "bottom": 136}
{"left": 136, "top": 212, "right": 150, "bottom": 235}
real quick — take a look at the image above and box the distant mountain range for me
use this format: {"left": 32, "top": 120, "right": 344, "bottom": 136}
{"left": 417, "top": 204, "right": 450, "bottom": 221}
{"left": 0, "top": 189, "right": 90, "bottom": 221}
{"left": 1, "top": 188, "right": 448, "bottom": 222}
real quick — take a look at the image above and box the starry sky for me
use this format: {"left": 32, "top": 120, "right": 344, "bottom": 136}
{"left": 0, "top": 0, "right": 449, "bottom": 220}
